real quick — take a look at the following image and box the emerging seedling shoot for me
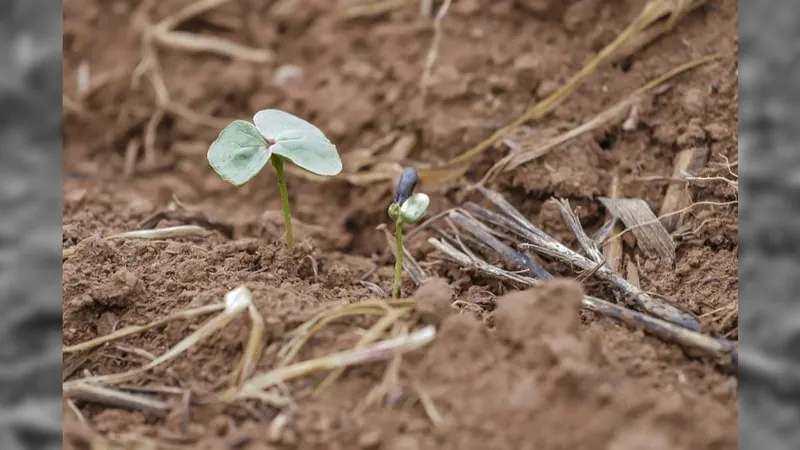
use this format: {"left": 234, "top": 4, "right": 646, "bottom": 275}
{"left": 388, "top": 167, "right": 429, "bottom": 299}
{"left": 207, "top": 109, "right": 342, "bottom": 249}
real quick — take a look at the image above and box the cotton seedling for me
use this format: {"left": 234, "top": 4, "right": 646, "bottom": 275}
{"left": 207, "top": 109, "right": 342, "bottom": 249}
{"left": 387, "top": 167, "right": 429, "bottom": 298}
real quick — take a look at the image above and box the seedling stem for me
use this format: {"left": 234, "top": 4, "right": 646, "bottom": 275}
{"left": 271, "top": 155, "right": 294, "bottom": 249}
{"left": 393, "top": 219, "right": 404, "bottom": 299}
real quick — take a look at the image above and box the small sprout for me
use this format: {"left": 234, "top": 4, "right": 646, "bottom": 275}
{"left": 207, "top": 109, "right": 342, "bottom": 249}
{"left": 388, "top": 168, "right": 429, "bottom": 298}
{"left": 224, "top": 285, "right": 253, "bottom": 315}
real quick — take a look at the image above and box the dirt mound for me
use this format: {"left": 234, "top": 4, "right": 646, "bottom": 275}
{"left": 408, "top": 280, "right": 734, "bottom": 450}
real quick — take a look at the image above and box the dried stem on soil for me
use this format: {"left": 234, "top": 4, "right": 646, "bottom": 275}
{"left": 228, "top": 302, "right": 267, "bottom": 390}
{"left": 417, "top": 0, "right": 452, "bottom": 117}
{"left": 412, "top": 381, "right": 445, "bottom": 427}
{"left": 682, "top": 154, "right": 739, "bottom": 194}
{"left": 63, "top": 287, "right": 303, "bottom": 413}
{"left": 609, "top": 0, "right": 709, "bottom": 63}
{"left": 104, "top": 225, "right": 212, "bottom": 241}
{"left": 277, "top": 299, "right": 416, "bottom": 367}
{"left": 469, "top": 188, "right": 700, "bottom": 329}
{"left": 426, "top": 188, "right": 736, "bottom": 364}
{"left": 278, "top": 300, "right": 394, "bottom": 366}
{"left": 64, "top": 296, "right": 247, "bottom": 388}
{"left": 428, "top": 232, "right": 736, "bottom": 367}
{"left": 598, "top": 197, "right": 676, "bottom": 265}
{"left": 341, "top": 0, "right": 412, "bottom": 20}
{"left": 658, "top": 147, "right": 710, "bottom": 231}
{"left": 449, "top": 209, "right": 552, "bottom": 280}
{"left": 426, "top": 235, "right": 735, "bottom": 363}
{"left": 63, "top": 225, "right": 214, "bottom": 261}
{"left": 153, "top": 30, "right": 272, "bottom": 62}
{"left": 478, "top": 55, "right": 720, "bottom": 187}
{"left": 427, "top": 237, "right": 539, "bottom": 287}
{"left": 600, "top": 199, "right": 739, "bottom": 248}
{"left": 118, "top": 0, "right": 269, "bottom": 174}
{"left": 417, "top": 0, "right": 712, "bottom": 185}
{"left": 236, "top": 325, "right": 436, "bottom": 399}
{"left": 63, "top": 303, "right": 224, "bottom": 354}
{"left": 315, "top": 306, "right": 412, "bottom": 393}
{"left": 151, "top": 0, "right": 272, "bottom": 61}
{"left": 602, "top": 175, "right": 624, "bottom": 273}
{"left": 65, "top": 383, "right": 172, "bottom": 416}
{"left": 138, "top": 204, "right": 235, "bottom": 239}
{"left": 359, "top": 322, "right": 408, "bottom": 410}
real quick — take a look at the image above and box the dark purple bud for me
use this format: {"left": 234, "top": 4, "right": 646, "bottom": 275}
{"left": 394, "top": 167, "right": 419, "bottom": 206}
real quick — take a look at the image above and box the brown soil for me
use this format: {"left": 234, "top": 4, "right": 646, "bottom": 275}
{"left": 63, "top": 1, "right": 739, "bottom": 449}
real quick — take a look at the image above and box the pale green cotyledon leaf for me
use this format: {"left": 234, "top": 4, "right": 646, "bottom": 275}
{"left": 207, "top": 120, "right": 271, "bottom": 186}
{"left": 253, "top": 109, "right": 342, "bottom": 176}
{"left": 399, "top": 193, "right": 430, "bottom": 224}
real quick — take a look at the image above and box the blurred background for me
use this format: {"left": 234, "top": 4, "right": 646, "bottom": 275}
{"left": 0, "top": 0, "right": 63, "bottom": 449}
{"left": 739, "top": 0, "right": 800, "bottom": 449}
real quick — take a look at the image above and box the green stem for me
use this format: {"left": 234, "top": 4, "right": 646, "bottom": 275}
{"left": 393, "top": 219, "right": 404, "bottom": 299}
{"left": 271, "top": 155, "right": 294, "bottom": 250}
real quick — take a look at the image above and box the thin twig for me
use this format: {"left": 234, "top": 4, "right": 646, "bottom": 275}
{"left": 64, "top": 302, "right": 242, "bottom": 388}
{"left": 65, "top": 383, "right": 172, "bottom": 416}
{"left": 238, "top": 326, "right": 436, "bottom": 396}
{"left": 416, "top": 1, "right": 715, "bottom": 184}
{"left": 427, "top": 235, "right": 736, "bottom": 364}
{"left": 602, "top": 175, "right": 625, "bottom": 273}
{"left": 474, "top": 188, "right": 702, "bottom": 330}
{"left": 341, "top": 0, "right": 411, "bottom": 20}
{"left": 138, "top": 209, "right": 234, "bottom": 239}
{"left": 448, "top": 210, "right": 552, "bottom": 280}
{"left": 63, "top": 303, "right": 224, "bottom": 354}
{"left": 153, "top": 30, "right": 273, "bottom": 62}
{"left": 314, "top": 307, "right": 411, "bottom": 393}
{"left": 155, "top": 0, "right": 233, "bottom": 31}
{"left": 659, "top": 147, "right": 710, "bottom": 231}
{"left": 418, "top": 0, "right": 452, "bottom": 115}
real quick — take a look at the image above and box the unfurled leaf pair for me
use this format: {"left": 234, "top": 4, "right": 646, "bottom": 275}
{"left": 208, "top": 110, "right": 342, "bottom": 186}
{"left": 207, "top": 109, "right": 342, "bottom": 249}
